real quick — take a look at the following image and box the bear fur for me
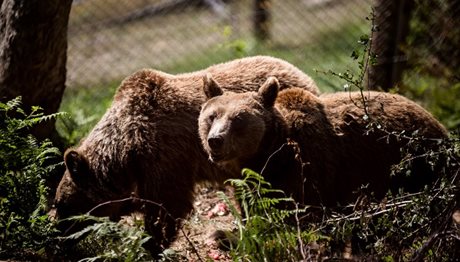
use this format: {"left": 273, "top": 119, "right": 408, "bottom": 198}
{"left": 198, "top": 76, "right": 448, "bottom": 207}
{"left": 51, "top": 56, "right": 319, "bottom": 253}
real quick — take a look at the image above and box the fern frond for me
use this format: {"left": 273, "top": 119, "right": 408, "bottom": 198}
{"left": 27, "top": 112, "right": 67, "bottom": 124}
{"left": 5, "top": 96, "right": 22, "bottom": 110}
{"left": 0, "top": 101, "right": 8, "bottom": 111}
{"left": 0, "top": 96, "right": 65, "bottom": 257}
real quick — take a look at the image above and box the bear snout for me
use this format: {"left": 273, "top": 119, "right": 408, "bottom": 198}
{"left": 207, "top": 135, "right": 224, "bottom": 151}
{"left": 206, "top": 133, "right": 229, "bottom": 162}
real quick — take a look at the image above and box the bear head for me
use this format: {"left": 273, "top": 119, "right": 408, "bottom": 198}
{"left": 50, "top": 149, "right": 123, "bottom": 228}
{"left": 198, "top": 74, "right": 281, "bottom": 165}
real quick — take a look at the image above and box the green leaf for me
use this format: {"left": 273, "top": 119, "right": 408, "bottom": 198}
{"left": 358, "top": 34, "right": 369, "bottom": 45}
{"left": 351, "top": 49, "right": 360, "bottom": 60}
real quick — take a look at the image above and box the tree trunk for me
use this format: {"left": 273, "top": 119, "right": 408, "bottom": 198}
{"left": 0, "top": 0, "right": 72, "bottom": 140}
{"left": 368, "top": 0, "right": 413, "bottom": 91}
{"left": 253, "top": 0, "right": 271, "bottom": 42}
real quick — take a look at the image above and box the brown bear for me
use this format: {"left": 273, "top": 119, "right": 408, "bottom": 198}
{"left": 198, "top": 76, "right": 448, "bottom": 207}
{"left": 51, "top": 56, "right": 319, "bottom": 254}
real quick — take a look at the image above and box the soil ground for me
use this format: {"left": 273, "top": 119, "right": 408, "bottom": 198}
{"left": 168, "top": 186, "right": 238, "bottom": 261}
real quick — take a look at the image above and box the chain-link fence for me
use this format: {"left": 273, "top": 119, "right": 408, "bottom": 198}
{"left": 67, "top": 0, "right": 375, "bottom": 92}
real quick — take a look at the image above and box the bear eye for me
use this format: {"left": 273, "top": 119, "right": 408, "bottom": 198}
{"left": 232, "top": 115, "right": 246, "bottom": 129}
{"left": 208, "top": 112, "right": 217, "bottom": 122}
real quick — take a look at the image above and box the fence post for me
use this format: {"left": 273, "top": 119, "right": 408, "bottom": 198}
{"left": 253, "top": 0, "right": 271, "bottom": 42}
{"left": 368, "top": 0, "right": 413, "bottom": 91}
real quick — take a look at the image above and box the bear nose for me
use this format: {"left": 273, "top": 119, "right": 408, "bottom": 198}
{"left": 208, "top": 136, "right": 224, "bottom": 151}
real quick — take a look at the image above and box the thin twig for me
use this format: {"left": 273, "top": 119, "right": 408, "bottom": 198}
{"left": 356, "top": 8, "right": 376, "bottom": 118}
{"left": 294, "top": 201, "right": 307, "bottom": 260}
{"left": 410, "top": 208, "right": 455, "bottom": 262}
{"left": 326, "top": 201, "right": 412, "bottom": 223}
{"left": 260, "top": 142, "right": 288, "bottom": 176}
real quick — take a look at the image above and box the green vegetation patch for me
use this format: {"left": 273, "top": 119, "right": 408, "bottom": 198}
{"left": 0, "top": 97, "right": 63, "bottom": 260}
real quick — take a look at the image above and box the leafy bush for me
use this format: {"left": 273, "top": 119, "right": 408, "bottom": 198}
{"left": 400, "top": 0, "right": 460, "bottom": 130}
{"left": 317, "top": 12, "right": 460, "bottom": 259}
{"left": 221, "top": 169, "right": 327, "bottom": 261}
{"left": 0, "top": 97, "right": 63, "bottom": 259}
{"left": 405, "top": 0, "right": 460, "bottom": 81}
{"left": 321, "top": 144, "right": 459, "bottom": 260}
{"left": 223, "top": 147, "right": 458, "bottom": 260}
{"left": 62, "top": 214, "right": 153, "bottom": 262}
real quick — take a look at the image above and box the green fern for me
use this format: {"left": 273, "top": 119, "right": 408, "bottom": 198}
{"left": 0, "top": 97, "right": 62, "bottom": 259}
{"left": 63, "top": 215, "right": 153, "bottom": 262}
{"left": 222, "top": 168, "right": 325, "bottom": 261}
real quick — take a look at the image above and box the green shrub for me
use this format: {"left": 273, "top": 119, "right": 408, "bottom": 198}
{"left": 0, "top": 97, "right": 63, "bottom": 259}
{"left": 222, "top": 168, "right": 327, "bottom": 261}
{"left": 63, "top": 214, "right": 153, "bottom": 262}
{"left": 322, "top": 145, "right": 459, "bottom": 260}
{"left": 316, "top": 11, "right": 460, "bottom": 259}
{"left": 400, "top": 0, "right": 460, "bottom": 130}
{"left": 222, "top": 144, "right": 458, "bottom": 260}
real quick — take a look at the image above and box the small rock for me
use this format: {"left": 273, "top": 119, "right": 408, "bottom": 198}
{"left": 453, "top": 209, "right": 460, "bottom": 225}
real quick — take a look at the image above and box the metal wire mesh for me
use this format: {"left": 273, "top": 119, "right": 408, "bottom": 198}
{"left": 67, "top": 0, "right": 375, "bottom": 92}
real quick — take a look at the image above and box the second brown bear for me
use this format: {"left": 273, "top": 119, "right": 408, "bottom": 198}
{"left": 198, "top": 76, "right": 448, "bottom": 206}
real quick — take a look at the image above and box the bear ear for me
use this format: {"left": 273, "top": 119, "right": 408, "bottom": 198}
{"left": 258, "top": 77, "right": 280, "bottom": 108}
{"left": 203, "top": 73, "right": 223, "bottom": 99}
{"left": 64, "top": 149, "right": 90, "bottom": 185}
